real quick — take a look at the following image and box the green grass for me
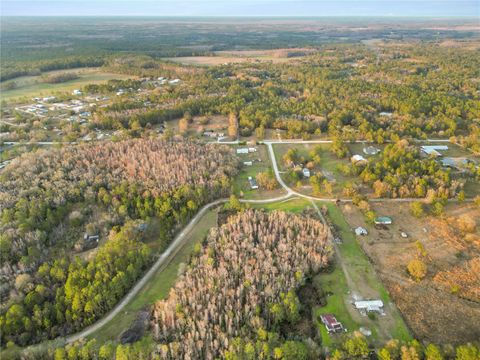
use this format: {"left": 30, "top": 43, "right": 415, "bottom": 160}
{"left": 1, "top": 68, "right": 133, "bottom": 101}
{"left": 88, "top": 208, "right": 218, "bottom": 344}
{"left": 251, "top": 197, "right": 310, "bottom": 213}
{"left": 313, "top": 267, "right": 360, "bottom": 346}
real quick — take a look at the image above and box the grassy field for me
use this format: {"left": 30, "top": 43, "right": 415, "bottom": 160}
{"left": 1, "top": 67, "right": 133, "bottom": 101}
{"left": 320, "top": 202, "right": 412, "bottom": 344}
{"left": 88, "top": 208, "right": 219, "bottom": 344}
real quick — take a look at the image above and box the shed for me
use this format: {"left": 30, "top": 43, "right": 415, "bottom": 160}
{"left": 355, "top": 227, "right": 368, "bottom": 236}
{"left": 236, "top": 148, "right": 249, "bottom": 154}
{"left": 243, "top": 161, "right": 253, "bottom": 166}
{"left": 248, "top": 176, "right": 259, "bottom": 190}
{"left": 302, "top": 168, "right": 311, "bottom": 178}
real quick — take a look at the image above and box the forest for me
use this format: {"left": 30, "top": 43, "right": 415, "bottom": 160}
{"left": 151, "top": 209, "right": 331, "bottom": 359}
{"left": 0, "top": 139, "right": 238, "bottom": 346}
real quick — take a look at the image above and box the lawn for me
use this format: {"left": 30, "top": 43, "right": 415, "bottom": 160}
{"left": 88, "top": 208, "right": 219, "bottom": 344}
{"left": 1, "top": 67, "right": 133, "bottom": 102}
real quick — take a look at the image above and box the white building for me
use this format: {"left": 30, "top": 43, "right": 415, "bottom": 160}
{"left": 236, "top": 148, "right": 249, "bottom": 154}
{"left": 421, "top": 145, "right": 448, "bottom": 157}
{"left": 72, "top": 89, "right": 82, "bottom": 96}
{"left": 302, "top": 168, "right": 311, "bottom": 178}
{"left": 354, "top": 300, "right": 384, "bottom": 314}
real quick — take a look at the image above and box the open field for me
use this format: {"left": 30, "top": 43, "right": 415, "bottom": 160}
{"left": 87, "top": 207, "right": 220, "bottom": 344}
{"left": 340, "top": 201, "right": 480, "bottom": 344}
{"left": 164, "top": 48, "right": 314, "bottom": 66}
{"left": 1, "top": 67, "right": 133, "bottom": 101}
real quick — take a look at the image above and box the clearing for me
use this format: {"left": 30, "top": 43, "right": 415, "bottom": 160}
{"left": 340, "top": 201, "right": 480, "bottom": 344}
{"left": 1, "top": 67, "right": 133, "bottom": 102}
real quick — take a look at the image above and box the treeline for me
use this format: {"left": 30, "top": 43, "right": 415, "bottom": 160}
{"left": 151, "top": 209, "right": 331, "bottom": 359}
{"left": 0, "top": 139, "right": 238, "bottom": 346}
{"left": 1, "top": 57, "right": 105, "bottom": 82}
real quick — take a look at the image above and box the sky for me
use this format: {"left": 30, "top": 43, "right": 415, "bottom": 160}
{"left": 1, "top": 0, "right": 479, "bottom": 17}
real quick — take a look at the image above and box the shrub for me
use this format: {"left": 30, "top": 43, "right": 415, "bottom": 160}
{"left": 407, "top": 259, "right": 427, "bottom": 281}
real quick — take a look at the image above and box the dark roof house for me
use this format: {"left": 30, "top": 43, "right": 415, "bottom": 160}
{"left": 320, "top": 314, "right": 344, "bottom": 333}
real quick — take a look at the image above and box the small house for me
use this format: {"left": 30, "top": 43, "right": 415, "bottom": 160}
{"left": 243, "top": 161, "right": 253, "bottom": 166}
{"left": 320, "top": 314, "right": 344, "bottom": 333}
{"left": 236, "top": 148, "right": 249, "bottom": 154}
{"left": 248, "top": 176, "right": 259, "bottom": 190}
{"left": 374, "top": 216, "right": 392, "bottom": 225}
{"left": 355, "top": 227, "right": 368, "bottom": 236}
{"left": 302, "top": 168, "right": 311, "bottom": 178}
{"left": 354, "top": 300, "right": 384, "bottom": 315}
{"left": 351, "top": 154, "right": 367, "bottom": 165}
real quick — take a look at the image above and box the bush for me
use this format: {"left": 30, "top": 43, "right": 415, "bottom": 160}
{"left": 407, "top": 259, "right": 427, "bottom": 281}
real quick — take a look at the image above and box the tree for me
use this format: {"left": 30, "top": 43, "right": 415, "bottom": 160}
{"left": 178, "top": 118, "right": 189, "bottom": 134}
{"left": 256, "top": 171, "right": 278, "bottom": 190}
{"left": 455, "top": 344, "right": 480, "bottom": 360}
{"left": 407, "top": 259, "right": 427, "bottom": 281}
{"left": 425, "top": 344, "right": 444, "bottom": 360}
{"left": 410, "top": 202, "right": 425, "bottom": 218}
{"left": 343, "top": 332, "right": 369, "bottom": 358}
{"left": 228, "top": 113, "right": 238, "bottom": 139}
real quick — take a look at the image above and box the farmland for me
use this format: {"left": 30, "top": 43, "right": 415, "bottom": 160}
{"left": 1, "top": 68, "right": 133, "bottom": 101}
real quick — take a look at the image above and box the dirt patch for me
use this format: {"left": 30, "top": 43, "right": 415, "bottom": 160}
{"left": 341, "top": 202, "right": 480, "bottom": 344}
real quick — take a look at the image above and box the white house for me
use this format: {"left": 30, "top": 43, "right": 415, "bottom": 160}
{"left": 354, "top": 300, "right": 384, "bottom": 314}
{"left": 236, "top": 148, "right": 249, "bottom": 154}
{"left": 302, "top": 168, "right": 311, "bottom": 178}
{"left": 243, "top": 161, "right": 253, "bottom": 166}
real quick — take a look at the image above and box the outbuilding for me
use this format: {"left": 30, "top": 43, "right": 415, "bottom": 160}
{"left": 355, "top": 227, "right": 368, "bottom": 236}
{"left": 248, "top": 176, "right": 259, "bottom": 190}
{"left": 302, "top": 168, "right": 311, "bottom": 178}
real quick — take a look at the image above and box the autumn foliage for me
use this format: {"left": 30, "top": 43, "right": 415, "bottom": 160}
{"left": 151, "top": 209, "right": 331, "bottom": 359}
